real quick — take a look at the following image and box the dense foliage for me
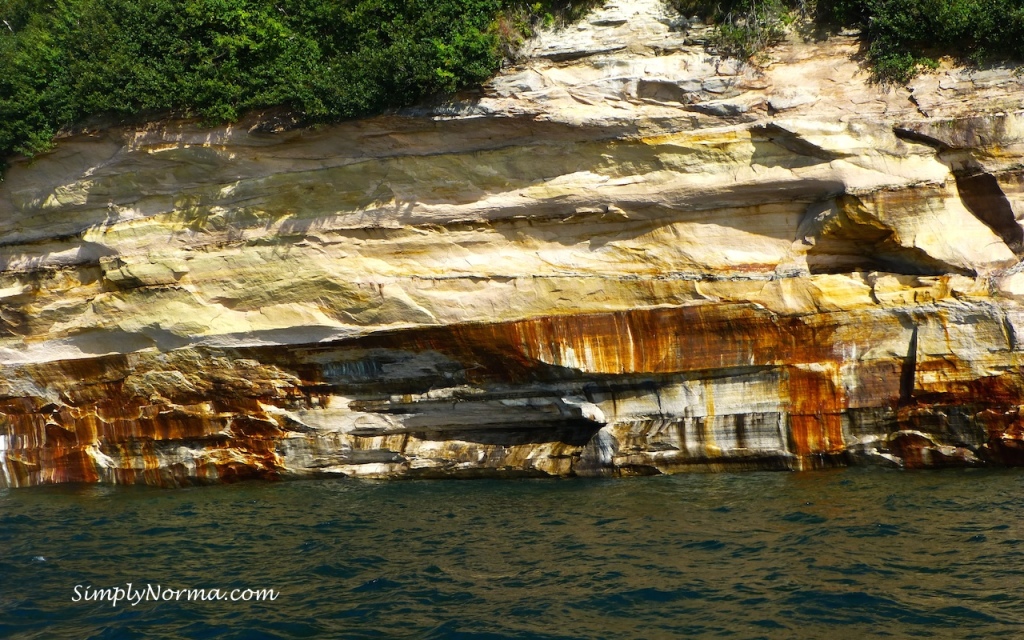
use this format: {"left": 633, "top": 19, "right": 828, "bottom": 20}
{"left": 672, "top": 0, "right": 1024, "bottom": 80}
{"left": 2, "top": 0, "right": 1024, "bottom": 163}
{"left": 831, "top": 0, "right": 1024, "bottom": 82}
{"left": 0, "top": 0, "right": 592, "bottom": 159}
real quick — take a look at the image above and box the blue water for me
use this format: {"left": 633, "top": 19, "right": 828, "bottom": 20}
{"left": 2, "top": 468, "right": 1023, "bottom": 638}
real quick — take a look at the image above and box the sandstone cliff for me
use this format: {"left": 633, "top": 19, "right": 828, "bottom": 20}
{"left": 3, "top": 0, "right": 1024, "bottom": 486}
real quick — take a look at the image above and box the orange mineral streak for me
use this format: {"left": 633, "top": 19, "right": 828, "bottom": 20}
{"left": 785, "top": 366, "right": 847, "bottom": 462}
{"left": 3, "top": 303, "right": 1024, "bottom": 486}
{"left": 503, "top": 305, "right": 837, "bottom": 374}
{"left": 914, "top": 363, "right": 1024, "bottom": 405}
{"left": 0, "top": 376, "right": 293, "bottom": 486}
{"left": 356, "top": 304, "right": 839, "bottom": 381}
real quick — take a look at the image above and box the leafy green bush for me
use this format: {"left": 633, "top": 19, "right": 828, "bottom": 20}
{"left": 819, "top": 0, "right": 1024, "bottom": 81}
{"left": 877, "top": 1, "right": 1022, "bottom": 81}
{"left": 3, "top": 0, "right": 1024, "bottom": 165}
{"left": 492, "top": 1, "right": 603, "bottom": 58}
{"left": 713, "top": 0, "right": 795, "bottom": 60}
{"left": 668, "top": 0, "right": 803, "bottom": 60}
{"left": 670, "top": 0, "right": 1024, "bottom": 81}
{"left": 0, "top": 0, "right": 598, "bottom": 162}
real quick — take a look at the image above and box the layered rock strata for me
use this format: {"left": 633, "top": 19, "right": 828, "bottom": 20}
{"left": 3, "top": 0, "right": 1024, "bottom": 486}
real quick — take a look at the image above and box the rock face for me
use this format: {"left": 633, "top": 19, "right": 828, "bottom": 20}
{"left": 3, "top": 0, "right": 1024, "bottom": 486}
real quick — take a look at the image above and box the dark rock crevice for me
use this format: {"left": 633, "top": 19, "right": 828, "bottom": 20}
{"left": 955, "top": 171, "right": 1024, "bottom": 256}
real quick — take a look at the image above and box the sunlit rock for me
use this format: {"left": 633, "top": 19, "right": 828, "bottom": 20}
{"left": 2, "top": 0, "right": 1024, "bottom": 486}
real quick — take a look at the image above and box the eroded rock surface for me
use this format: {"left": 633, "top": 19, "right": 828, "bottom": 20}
{"left": 3, "top": 0, "right": 1024, "bottom": 486}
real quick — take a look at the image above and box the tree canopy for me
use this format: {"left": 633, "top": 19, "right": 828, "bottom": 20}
{"left": 3, "top": 0, "right": 1024, "bottom": 163}
{"left": 0, "top": 0, "right": 601, "bottom": 160}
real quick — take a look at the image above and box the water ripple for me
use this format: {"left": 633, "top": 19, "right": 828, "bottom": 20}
{"left": 2, "top": 469, "right": 1024, "bottom": 638}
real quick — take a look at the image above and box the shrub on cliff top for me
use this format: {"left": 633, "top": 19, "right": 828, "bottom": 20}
{"left": 835, "top": 0, "right": 1024, "bottom": 82}
{"left": 0, "top": 0, "right": 597, "bottom": 162}
{"left": 671, "top": 0, "right": 1024, "bottom": 81}
{"left": 3, "top": 0, "right": 1024, "bottom": 165}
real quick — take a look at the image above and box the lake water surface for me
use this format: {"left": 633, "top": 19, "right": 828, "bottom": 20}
{"left": 2, "top": 468, "right": 1022, "bottom": 638}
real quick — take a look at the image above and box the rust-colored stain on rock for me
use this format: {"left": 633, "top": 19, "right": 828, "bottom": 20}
{"left": 1, "top": 299, "right": 1024, "bottom": 485}
{"left": 3, "top": 32, "right": 1024, "bottom": 485}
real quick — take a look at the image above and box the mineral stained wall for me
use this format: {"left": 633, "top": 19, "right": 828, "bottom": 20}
{"left": 3, "top": 0, "right": 1024, "bottom": 486}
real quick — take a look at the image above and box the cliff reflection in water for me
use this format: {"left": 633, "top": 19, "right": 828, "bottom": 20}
{"left": 2, "top": 468, "right": 1022, "bottom": 638}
